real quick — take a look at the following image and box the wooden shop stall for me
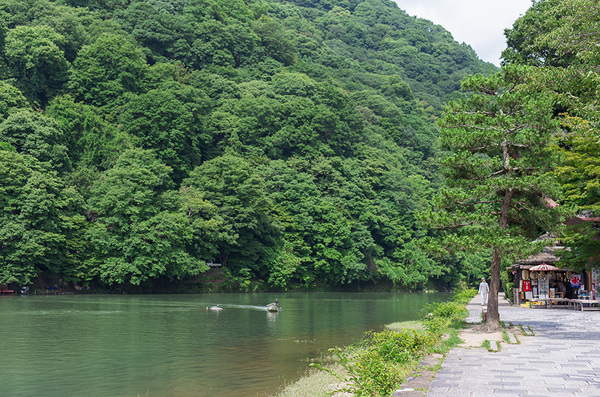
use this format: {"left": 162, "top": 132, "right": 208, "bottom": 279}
{"left": 508, "top": 250, "right": 600, "bottom": 309}
{"left": 507, "top": 246, "right": 578, "bottom": 307}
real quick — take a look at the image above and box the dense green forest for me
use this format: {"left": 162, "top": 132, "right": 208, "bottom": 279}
{"left": 0, "top": 0, "right": 498, "bottom": 292}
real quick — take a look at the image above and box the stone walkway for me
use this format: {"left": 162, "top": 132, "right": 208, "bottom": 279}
{"left": 427, "top": 294, "right": 600, "bottom": 396}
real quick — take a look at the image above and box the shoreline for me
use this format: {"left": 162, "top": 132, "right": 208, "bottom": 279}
{"left": 274, "top": 294, "right": 600, "bottom": 397}
{"left": 275, "top": 292, "right": 475, "bottom": 397}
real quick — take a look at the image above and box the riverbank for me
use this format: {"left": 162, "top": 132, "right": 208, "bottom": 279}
{"left": 275, "top": 292, "right": 600, "bottom": 396}
{"left": 274, "top": 290, "right": 475, "bottom": 397}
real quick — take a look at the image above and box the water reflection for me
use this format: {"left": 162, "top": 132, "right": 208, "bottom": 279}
{"left": 0, "top": 292, "right": 449, "bottom": 397}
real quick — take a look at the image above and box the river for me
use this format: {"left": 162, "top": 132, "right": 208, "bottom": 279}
{"left": 0, "top": 291, "right": 450, "bottom": 396}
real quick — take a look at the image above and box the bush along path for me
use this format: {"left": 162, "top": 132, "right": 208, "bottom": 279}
{"left": 303, "top": 289, "right": 478, "bottom": 397}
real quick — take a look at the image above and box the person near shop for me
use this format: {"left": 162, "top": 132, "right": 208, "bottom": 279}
{"left": 558, "top": 281, "right": 567, "bottom": 298}
{"left": 478, "top": 278, "right": 489, "bottom": 306}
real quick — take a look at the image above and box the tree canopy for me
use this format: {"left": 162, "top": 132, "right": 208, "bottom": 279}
{"left": 418, "top": 65, "right": 567, "bottom": 329}
{"left": 503, "top": 0, "right": 600, "bottom": 270}
{"left": 0, "top": 0, "right": 497, "bottom": 291}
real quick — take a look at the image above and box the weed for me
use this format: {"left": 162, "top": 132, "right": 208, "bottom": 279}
{"left": 482, "top": 340, "right": 501, "bottom": 352}
{"left": 452, "top": 288, "right": 478, "bottom": 305}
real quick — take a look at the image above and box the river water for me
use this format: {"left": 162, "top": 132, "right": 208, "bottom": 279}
{"left": 0, "top": 291, "right": 450, "bottom": 396}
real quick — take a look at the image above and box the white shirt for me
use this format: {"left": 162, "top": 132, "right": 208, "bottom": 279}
{"left": 479, "top": 281, "right": 489, "bottom": 294}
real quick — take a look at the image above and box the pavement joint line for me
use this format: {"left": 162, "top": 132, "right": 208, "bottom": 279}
{"left": 426, "top": 293, "right": 600, "bottom": 397}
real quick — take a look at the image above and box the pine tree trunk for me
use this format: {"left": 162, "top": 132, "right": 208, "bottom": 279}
{"left": 485, "top": 188, "right": 513, "bottom": 332}
{"left": 485, "top": 248, "right": 502, "bottom": 331}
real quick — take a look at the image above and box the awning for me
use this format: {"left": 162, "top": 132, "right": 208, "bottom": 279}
{"left": 529, "top": 263, "right": 561, "bottom": 271}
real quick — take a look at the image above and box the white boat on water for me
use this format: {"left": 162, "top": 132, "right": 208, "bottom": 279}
{"left": 266, "top": 303, "right": 281, "bottom": 312}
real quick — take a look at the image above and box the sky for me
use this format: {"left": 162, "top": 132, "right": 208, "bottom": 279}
{"left": 392, "top": 0, "right": 533, "bottom": 66}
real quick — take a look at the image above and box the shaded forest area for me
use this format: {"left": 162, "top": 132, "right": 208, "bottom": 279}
{"left": 0, "top": 0, "right": 497, "bottom": 292}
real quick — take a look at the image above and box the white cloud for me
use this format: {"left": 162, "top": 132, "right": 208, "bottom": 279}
{"left": 392, "top": 0, "right": 533, "bottom": 66}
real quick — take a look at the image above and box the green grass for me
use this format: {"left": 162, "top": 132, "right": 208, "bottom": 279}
{"left": 482, "top": 340, "right": 501, "bottom": 352}
{"left": 502, "top": 329, "right": 510, "bottom": 343}
{"left": 430, "top": 329, "right": 463, "bottom": 354}
{"left": 384, "top": 320, "right": 424, "bottom": 332}
{"left": 274, "top": 364, "right": 348, "bottom": 397}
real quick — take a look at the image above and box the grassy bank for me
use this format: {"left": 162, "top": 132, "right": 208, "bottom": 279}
{"left": 274, "top": 289, "right": 477, "bottom": 397}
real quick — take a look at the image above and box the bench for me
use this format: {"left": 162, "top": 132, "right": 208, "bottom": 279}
{"left": 543, "top": 298, "right": 572, "bottom": 308}
{"left": 569, "top": 299, "right": 600, "bottom": 311}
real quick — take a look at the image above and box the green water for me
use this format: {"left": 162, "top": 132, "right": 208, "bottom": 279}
{"left": 0, "top": 292, "right": 450, "bottom": 396}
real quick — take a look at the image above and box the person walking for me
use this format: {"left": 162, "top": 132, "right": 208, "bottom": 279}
{"left": 478, "top": 278, "right": 489, "bottom": 306}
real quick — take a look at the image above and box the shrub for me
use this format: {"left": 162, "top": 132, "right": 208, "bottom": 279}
{"left": 421, "top": 301, "right": 465, "bottom": 322}
{"left": 453, "top": 288, "right": 477, "bottom": 305}
{"left": 337, "top": 329, "right": 437, "bottom": 396}
{"left": 348, "top": 350, "right": 406, "bottom": 396}
{"left": 420, "top": 290, "right": 475, "bottom": 333}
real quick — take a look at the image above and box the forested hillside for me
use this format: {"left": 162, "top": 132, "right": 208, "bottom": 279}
{"left": 0, "top": 0, "right": 496, "bottom": 291}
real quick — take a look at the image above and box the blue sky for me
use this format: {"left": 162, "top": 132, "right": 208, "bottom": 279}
{"left": 392, "top": 0, "right": 533, "bottom": 66}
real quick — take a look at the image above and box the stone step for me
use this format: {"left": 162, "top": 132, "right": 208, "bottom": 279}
{"left": 488, "top": 341, "right": 499, "bottom": 351}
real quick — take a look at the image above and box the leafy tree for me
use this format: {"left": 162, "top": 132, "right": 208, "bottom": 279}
{"left": 0, "top": 81, "right": 29, "bottom": 120}
{"left": 184, "top": 0, "right": 254, "bottom": 24}
{"left": 0, "top": 150, "right": 85, "bottom": 285}
{"left": 4, "top": 25, "right": 68, "bottom": 103}
{"left": 377, "top": 241, "right": 442, "bottom": 289}
{"left": 252, "top": 15, "right": 296, "bottom": 65}
{"left": 46, "top": 95, "right": 131, "bottom": 171}
{"left": 70, "top": 34, "right": 149, "bottom": 109}
{"left": 503, "top": 0, "right": 600, "bottom": 270}
{"left": 56, "top": 0, "right": 130, "bottom": 12}
{"left": 86, "top": 149, "right": 205, "bottom": 286}
{"left": 45, "top": 95, "right": 132, "bottom": 194}
{"left": 182, "top": 154, "right": 281, "bottom": 275}
{"left": 119, "top": 82, "right": 210, "bottom": 182}
{"left": 189, "top": 20, "right": 258, "bottom": 68}
{"left": 115, "top": 1, "right": 195, "bottom": 64}
{"left": 0, "top": 109, "right": 71, "bottom": 173}
{"left": 33, "top": 3, "right": 128, "bottom": 62}
{"left": 178, "top": 185, "right": 226, "bottom": 262}
{"left": 418, "top": 66, "right": 567, "bottom": 330}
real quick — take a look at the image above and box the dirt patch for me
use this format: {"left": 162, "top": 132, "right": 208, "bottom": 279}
{"left": 459, "top": 325, "right": 504, "bottom": 348}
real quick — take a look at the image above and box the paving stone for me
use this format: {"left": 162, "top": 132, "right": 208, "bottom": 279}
{"left": 494, "top": 375, "right": 525, "bottom": 380}
{"left": 547, "top": 388, "right": 582, "bottom": 393}
{"left": 493, "top": 390, "right": 526, "bottom": 395}
{"left": 427, "top": 293, "right": 600, "bottom": 397}
{"left": 489, "top": 381, "right": 521, "bottom": 386}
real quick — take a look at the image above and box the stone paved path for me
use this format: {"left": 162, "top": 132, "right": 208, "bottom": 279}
{"left": 427, "top": 294, "right": 600, "bottom": 397}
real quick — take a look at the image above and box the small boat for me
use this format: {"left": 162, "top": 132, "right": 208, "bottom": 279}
{"left": 266, "top": 303, "right": 281, "bottom": 312}
{"left": 206, "top": 305, "right": 223, "bottom": 311}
